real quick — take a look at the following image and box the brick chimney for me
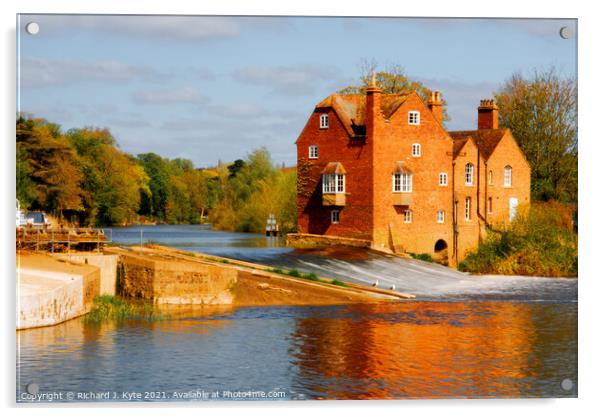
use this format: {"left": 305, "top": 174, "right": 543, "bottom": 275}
{"left": 365, "top": 71, "right": 382, "bottom": 139}
{"left": 478, "top": 99, "right": 499, "bottom": 130}
{"left": 428, "top": 91, "right": 443, "bottom": 124}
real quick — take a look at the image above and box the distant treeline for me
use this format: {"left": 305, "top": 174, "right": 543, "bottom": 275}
{"left": 16, "top": 115, "right": 297, "bottom": 233}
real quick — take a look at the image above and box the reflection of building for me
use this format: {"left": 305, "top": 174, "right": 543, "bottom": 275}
{"left": 295, "top": 78, "right": 531, "bottom": 265}
{"left": 290, "top": 302, "right": 539, "bottom": 399}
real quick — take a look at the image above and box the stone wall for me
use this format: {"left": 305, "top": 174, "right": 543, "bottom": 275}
{"left": 119, "top": 252, "right": 237, "bottom": 304}
{"left": 286, "top": 233, "right": 372, "bottom": 249}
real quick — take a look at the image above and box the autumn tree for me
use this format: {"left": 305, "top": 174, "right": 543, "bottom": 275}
{"left": 338, "top": 59, "right": 450, "bottom": 122}
{"left": 16, "top": 115, "right": 85, "bottom": 218}
{"left": 495, "top": 68, "right": 577, "bottom": 202}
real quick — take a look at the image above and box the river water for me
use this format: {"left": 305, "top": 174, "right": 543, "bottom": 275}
{"left": 17, "top": 224, "right": 577, "bottom": 402}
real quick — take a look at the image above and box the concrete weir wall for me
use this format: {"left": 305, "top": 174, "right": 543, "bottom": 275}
{"left": 117, "top": 251, "right": 237, "bottom": 305}
{"left": 51, "top": 253, "right": 119, "bottom": 295}
{"left": 17, "top": 254, "right": 100, "bottom": 330}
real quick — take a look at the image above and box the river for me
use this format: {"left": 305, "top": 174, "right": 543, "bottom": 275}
{"left": 16, "top": 224, "right": 577, "bottom": 402}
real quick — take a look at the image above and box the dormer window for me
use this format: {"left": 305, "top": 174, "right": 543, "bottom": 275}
{"left": 408, "top": 111, "right": 420, "bottom": 125}
{"left": 319, "top": 114, "right": 329, "bottom": 129}
{"left": 309, "top": 145, "right": 318, "bottom": 159}
{"left": 412, "top": 143, "right": 421, "bottom": 157}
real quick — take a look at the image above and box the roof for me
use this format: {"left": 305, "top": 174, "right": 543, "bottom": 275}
{"left": 316, "top": 93, "right": 412, "bottom": 137}
{"left": 321, "top": 162, "right": 347, "bottom": 175}
{"left": 392, "top": 161, "right": 412, "bottom": 174}
{"left": 448, "top": 129, "right": 508, "bottom": 160}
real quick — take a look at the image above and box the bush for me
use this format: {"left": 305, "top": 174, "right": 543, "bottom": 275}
{"left": 287, "top": 269, "right": 301, "bottom": 277}
{"left": 409, "top": 253, "right": 435, "bottom": 263}
{"left": 459, "top": 201, "right": 577, "bottom": 277}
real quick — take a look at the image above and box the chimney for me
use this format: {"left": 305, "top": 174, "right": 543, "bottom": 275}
{"left": 365, "top": 71, "right": 382, "bottom": 139}
{"left": 428, "top": 91, "right": 443, "bottom": 124}
{"left": 477, "top": 99, "right": 499, "bottom": 130}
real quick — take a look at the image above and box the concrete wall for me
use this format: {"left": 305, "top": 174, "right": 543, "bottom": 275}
{"left": 119, "top": 252, "right": 237, "bottom": 304}
{"left": 52, "top": 253, "right": 119, "bottom": 295}
{"left": 17, "top": 254, "right": 100, "bottom": 330}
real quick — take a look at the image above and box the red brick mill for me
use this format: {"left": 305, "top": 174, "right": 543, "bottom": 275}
{"left": 294, "top": 76, "right": 531, "bottom": 266}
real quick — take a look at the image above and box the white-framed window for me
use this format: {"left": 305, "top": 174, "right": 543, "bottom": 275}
{"left": 331, "top": 210, "right": 340, "bottom": 224}
{"left": 403, "top": 210, "right": 413, "bottom": 223}
{"left": 488, "top": 170, "right": 493, "bottom": 185}
{"left": 412, "top": 143, "right": 421, "bottom": 157}
{"left": 504, "top": 165, "right": 512, "bottom": 187}
{"left": 322, "top": 174, "right": 345, "bottom": 194}
{"left": 392, "top": 173, "right": 412, "bottom": 193}
{"left": 437, "top": 209, "right": 445, "bottom": 223}
{"left": 465, "top": 197, "right": 472, "bottom": 221}
{"left": 465, "top": 163, "right": 474, "bottom": 186}
{"left": 309, "top": 145, "right": 318, "bottom": 159}
{"left": 319, "top": 114, "right": 329, "bottom": 129}
{"left": 439, "top": 172, "right": 448, "bottom": 186}
{"left": 408, "top": 111, "right": 420, "bottom": 125}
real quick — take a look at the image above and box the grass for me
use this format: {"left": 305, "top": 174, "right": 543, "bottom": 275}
{"left": 267, "top": 268, "right": 348, "bottom": 287}
{"left": 459, "top": 201, "right": 577, "bottom": 277}
{"left": 83, "top": 295, "right": 169, "bottom": 324}
{"left": 409, "top": 252, "right": 435, "bottom": 263}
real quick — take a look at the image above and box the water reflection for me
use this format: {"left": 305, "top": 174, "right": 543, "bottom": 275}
{"left": 17, "top": 301, "right": 577, "bottom": 401}
{"left": 289, "top": 302, "right": 577, "bottom": 399}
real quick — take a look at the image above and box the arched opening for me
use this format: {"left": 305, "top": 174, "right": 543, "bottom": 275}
{"left": 434, "top": 239, "right": 447, "bottom": 252}
{"left": 433, "top": 239, "right": 448, "bottom": 265}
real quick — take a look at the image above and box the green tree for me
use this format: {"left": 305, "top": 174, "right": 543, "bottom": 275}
{"left": 16, "top": 144, "right": 36, "bottom": 208}
{"left": 495, "top": 68, "right": 577, "bottom": 202}
{"left": 338, "top": 59, "right": 450, "bottom": 122}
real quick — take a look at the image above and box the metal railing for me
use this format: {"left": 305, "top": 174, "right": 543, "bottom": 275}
{"left": 16, "top": 227, "right": 113, "bottom": 252}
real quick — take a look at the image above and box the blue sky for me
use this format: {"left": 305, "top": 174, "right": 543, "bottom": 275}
{"left": 17, "top": 15, "right": 576, "bottom": 167}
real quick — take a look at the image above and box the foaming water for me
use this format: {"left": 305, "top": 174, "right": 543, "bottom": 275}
{"left": 110, "top": 225, "right": 577, "bottom": 301}
{"left": 17, "top": 301, "right": 577, "bottom": 401}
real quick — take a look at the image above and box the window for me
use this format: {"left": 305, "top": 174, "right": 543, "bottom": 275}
{"left": 465, "top": 163, "right": 474, "bottom": 186}
{"left": 319, "top": 114, "right": 329, "bottom": 129}
{"left": 309, "top": 145, "right": 318, "bottom": 159}
{"left": 437, "top": 210, "right": 445, "bottom": 223}
{"left": 504, "top": 165, "right": 512, "bottom": 187}
{"left": 322, "top": 174, "right": 345, "bottom": 194}
{"left": 465, "top": 197, "right": 472, "bottom": 221}
{"left": 488, "top": 197, "right": 493, "bottom": 213}
{"left": 408, "top": 111, "right": 420, "bottom": 125}
{"left": 439, "top": 172, "right": 448, "bottom": 186}
{"left": 412, "top": 143, "right": 421, "bottom": 157}
{"left": 331, "top": 210, "right": 340, "bottom": 224}
{"left": 488, "top": 170, "right": 493, "bottom": 185}
{"left": 403, "top": 210, "right": 413, "bottom": 223}
{"left": 393, "top": 173, "right": 412, "bottom": 192}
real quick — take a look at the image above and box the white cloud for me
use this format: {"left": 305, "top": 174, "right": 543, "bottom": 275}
{"left": 25, "top": 15, "right": 241, "bottom": 42}
{"left": 131, "top": 87, "right": 207, "bottom": 105}
{"left": 232, "top": 64, "right": 342, "bottom": 96}
{"left": 20, "top": 56, "right": 165, "bottom": 88}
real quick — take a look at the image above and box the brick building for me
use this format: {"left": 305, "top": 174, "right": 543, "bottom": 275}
{"left": 295, "top": 76, "right": 530, "bottom": 266}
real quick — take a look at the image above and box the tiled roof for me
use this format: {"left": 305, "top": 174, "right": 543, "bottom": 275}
{"left": 321, "top": 162, "right": 347, "bottom": 175}
{"left": 448, "top": 129, "right": 508, "bottom": 160}
{"left": 316, "top": 93, "right": 412, "bottom": 137}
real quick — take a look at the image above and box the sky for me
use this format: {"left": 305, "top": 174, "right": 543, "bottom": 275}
{"left": 17, "top": 15, "right": 577, "bottom": 167}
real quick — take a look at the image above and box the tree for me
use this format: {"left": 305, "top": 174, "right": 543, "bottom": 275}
{"left": 494, "top": 68, "right": 577, "bottom": 202}
{"left": 338, "top": 59, "right": 450, "bottom": 122}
